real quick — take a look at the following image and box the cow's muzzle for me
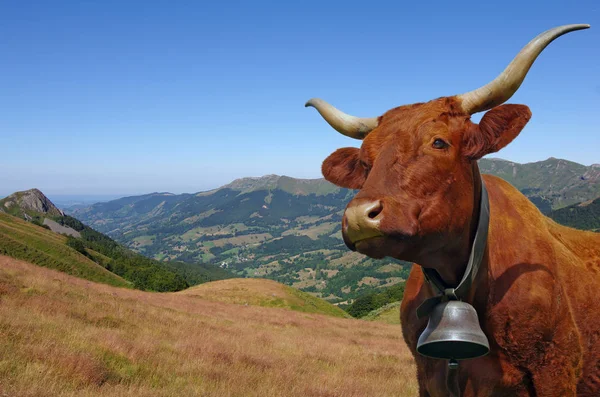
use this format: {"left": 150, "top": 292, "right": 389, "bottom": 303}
{"left": 342, "top": 198, "right": 384, "bottom": 246}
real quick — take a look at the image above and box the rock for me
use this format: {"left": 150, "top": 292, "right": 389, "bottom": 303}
{"left": 0, "top": 189, "right": 64, "bottom": 217}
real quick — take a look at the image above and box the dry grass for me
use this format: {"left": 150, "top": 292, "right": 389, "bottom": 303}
{"left": 380, "top": 277, "right": 405, "bottom": 288}
{"left": 377, "top": 264, "right": 405, "bottom": 273}
{"left": 292, "top": 268, "right": 318, "bottom": 290}
{"left": 208, "top": 233, "right": 272, "bottom": 247}
{"left": 328, "top": 251, "right": 365, "bottom": 268}
{"left": 358, "top": 277, "right": 380, "bottom": 287}
{"left": 321, "top": 269, "right": 339, "bottom": 278}
{"left": 282, "top": 222, "right": 338, "bottom": 240}
{"left": 250, "top": 260, "right": 281, "bottom": 276}
{"left": 130, "top": 235, "right": 155, "bottom": 248}
{"left": 180, "top": 278, "right": 349, "bottom": 318}
{"left": 179, "top": 223, "right": 249, "bottom": 242}
{"left": 0, "top": 255, "right": 417, "bottom": 396}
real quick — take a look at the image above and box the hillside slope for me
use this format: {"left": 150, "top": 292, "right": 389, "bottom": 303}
{"left": 0, "top": 212, "right": 131, "bottom": 288}
{"left": 1, "top": 188, "right": 234, "bottom": 292}
{"left": 548, "top": 197, "right": 600, "bottom": 231}
{"left": 364, "top": 302, "right": 402, "bottom": 325}
{"left": 180, "top": 278, "right": 350, "bottom": 318}
{"left": 0, "top": 256, "right": 417, "bottom": 396}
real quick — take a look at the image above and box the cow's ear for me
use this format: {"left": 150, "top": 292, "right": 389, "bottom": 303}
{"left": 463, "top": 104, "right": 531, "bottom": 160}
{"left": 322, "top": 147, "right": 366, "bottom": 189}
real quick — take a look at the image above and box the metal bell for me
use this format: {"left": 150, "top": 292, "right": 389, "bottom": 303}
{"left": 417, "top": 300, "right": 490, "bottom": 360}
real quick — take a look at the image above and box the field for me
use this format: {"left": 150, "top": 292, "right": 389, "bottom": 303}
{"left": 0, "top": 256, "right": 417, "bottom": 396}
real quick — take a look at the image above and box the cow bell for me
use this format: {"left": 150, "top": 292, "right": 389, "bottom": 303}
{"left": 417, "top": 300, "right": 489, "bottom": 360}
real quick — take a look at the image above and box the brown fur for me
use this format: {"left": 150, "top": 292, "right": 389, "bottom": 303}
{"left": 322, "top": 96, "right": 600, "bottom": 396}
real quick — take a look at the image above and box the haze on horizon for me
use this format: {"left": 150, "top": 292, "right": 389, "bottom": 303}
{"left": 1, "top": 1, "right": 598, "bottom": 197}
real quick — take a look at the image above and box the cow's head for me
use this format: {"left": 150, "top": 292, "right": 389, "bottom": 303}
{"left": 307, "top": 25, "right": 588, "bottom": 271}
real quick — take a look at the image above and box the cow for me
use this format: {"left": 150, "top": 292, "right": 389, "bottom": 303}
{"left": 306, "top": 24, "right": 599, "bottom": 396}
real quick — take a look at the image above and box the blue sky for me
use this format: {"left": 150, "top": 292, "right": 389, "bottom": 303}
{"left": 1, "top": 1, "right": 598, "bottom": 196}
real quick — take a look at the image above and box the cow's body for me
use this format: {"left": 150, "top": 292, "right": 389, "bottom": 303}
{"left": 306, "top": 24, "right": 595, "bottom": 396}
{"left": 401, "top": 175, "right": 600, "bottom": 396}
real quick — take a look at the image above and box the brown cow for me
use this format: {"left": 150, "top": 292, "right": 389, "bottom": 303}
{"left": 307, "top": 25, "right": 599, "bottom": 396}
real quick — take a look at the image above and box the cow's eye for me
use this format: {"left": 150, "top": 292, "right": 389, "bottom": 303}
{"left": 432, "top": 138, "right": 448, "bottom": 149}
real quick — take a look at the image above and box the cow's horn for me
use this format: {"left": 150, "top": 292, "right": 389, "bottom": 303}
{"left": 458, "top": 24, "right": 590, "bottom": 115}
{"left": 305, "top": 98, "right": 379, "bottom": 139}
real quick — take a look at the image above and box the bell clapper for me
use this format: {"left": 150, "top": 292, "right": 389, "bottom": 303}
{"left": 448, "top": 359, "right": 459, "bottom": 370}
{"left": 447, "top": 359, "right": 461, "bottom": 397}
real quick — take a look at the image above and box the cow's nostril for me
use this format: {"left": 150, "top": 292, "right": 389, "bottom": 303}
{"left": 343, "top": 199, "right": 385, "bottom": 244}
{"left": 368, "top": 202, "right": 383, "bottom": 219}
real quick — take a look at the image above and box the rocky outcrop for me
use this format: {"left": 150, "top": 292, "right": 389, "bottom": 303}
{"left": 42, "top": 218, "right": 80, "bottom": 237}
{"left": 0, "top": 189, "right": 64, "bottom": 217}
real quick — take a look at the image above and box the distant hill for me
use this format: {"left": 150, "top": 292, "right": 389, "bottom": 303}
{"left": 548, "top": 197, "right": 600, "bottom": 231}
{"left": 219, "top": 174, "right": 341, "bottom": 196}
{"left": 0, "top": 189, "right": 234, "bottom": 291}
{"left": 479, "top": 158, "right": 600, "bottom": 211}
{"left": 180, "top": 278, "right": 350, "bottom": 318}
{"left": 71, "top": 157, "right": 598, "bottom": 303}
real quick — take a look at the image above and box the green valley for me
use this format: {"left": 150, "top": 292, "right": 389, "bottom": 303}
{"left": 70, "top": 158, "right": 599, "bottom": 304}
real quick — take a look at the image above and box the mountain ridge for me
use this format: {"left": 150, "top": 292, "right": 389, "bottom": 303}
{"left": 71, "top": 156, "right": 599, "bottom": 303}
{"left": 71, "top": 157, "right": 600, "bottom": 213}
{"left": 50, "top": 157, "right": 597, "bottom": 208}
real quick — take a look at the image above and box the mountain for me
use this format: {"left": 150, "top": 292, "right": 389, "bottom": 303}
{"left": 220, "top": 174, "right": 341, "bottom": 196}
{"left": 0, "top": 188, "right": 64, "bottom": 218}
{"left": 0, "top": 189, "right": 233, "bottom": 291}
{"left": 479, "top": 158, "right": 600, "bottom": 211}
{"left": 548, "top": 197, "right": 600, "bottom": 231}
{"left": 71, "top": 157, "right": 599, "bottom": 303}
{"left": 0, "top": 256, "right": 416, "bottom": 396}
{"left": 72, "top": 177, "right": 405, "bottom": 302}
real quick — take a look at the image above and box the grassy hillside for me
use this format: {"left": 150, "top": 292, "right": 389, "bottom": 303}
{"left": 0, "top": 212, "right": 131, "bottom": 288}
{"left": 0, "top": 194, "right": 234, "bottom": 292}
{"left": 548, "top": 197, "right": 600, "bottom": 231}
{"left": 346, "top": 282, "right": 406, "bottom": 318}
{"left": 221, "top": 174, "right": 340, "bottom": 196}
{"left": 180, "top": 278, "right": 351, "bottom": 318}
{"left": 0, "top": 256, "right": 417, "bottom": 396}
{"left": 364, "top": 302, "right": 402, "bottom": 325}
{"left": 52, "top": 214, "right": 234, "bottom": 291}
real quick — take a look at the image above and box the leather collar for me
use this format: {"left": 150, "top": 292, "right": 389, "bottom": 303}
{"left": 416, "top": 176, "right": 490, "bottom": 319}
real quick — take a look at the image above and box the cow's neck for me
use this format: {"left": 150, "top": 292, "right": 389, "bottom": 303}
{"left": 425, "top": 162, "right": 484, "bottom": 288}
